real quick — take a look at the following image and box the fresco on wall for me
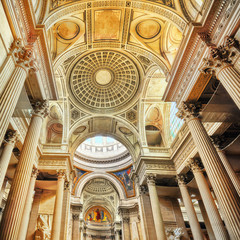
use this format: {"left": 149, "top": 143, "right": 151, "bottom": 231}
{"left": 85, "top": 206, "right": 112, "bottom": 224}
{"left": 72, "top": 167, "right": 90, "bottom": 194}
{"left": 110, "top": 166, "right": 135, "bottom": 198}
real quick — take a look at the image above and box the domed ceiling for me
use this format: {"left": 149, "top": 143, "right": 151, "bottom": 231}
{"left": 69, "top": 50, "right": 140, "bottom": 113}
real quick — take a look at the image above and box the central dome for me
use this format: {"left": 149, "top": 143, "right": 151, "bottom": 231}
{"left": 69, "top": 51, "right": 139, "bottom": 113}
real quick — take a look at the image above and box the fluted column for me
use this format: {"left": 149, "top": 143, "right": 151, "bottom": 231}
{"left": 51, "top": 170, "right": 66, "bottom": 240}
{"left": 177, "top": 102, "right": 240, "bottom": 239}
{"left": 188, "top": 159, "right": 229, "bottom": 239}
{"left": 211, "top": 135, "right": 240, "bottom": 196}
{"left": 202, "top": 37, "right": 240, "bottom": 109}
{"left": 18, "top": 168, "right": 38, "bottom": 240}
{"left": 0, "top": 130, "right": 18, "bottom": 190}
{"left": 0, "top": 100, "right": 49, "bottom": 240}
{"left": 177, "top": 175, "right": 204, "bottom": 240}
{"left": 146, "top": 174, "right": 167, "bottom": 240}
{"left": 0, "top": 39, "right": 34, "bottom": 145}
{"left": 72, "top": 213, "right": 80, "bottom": 240}
{"left": 122, "top": 217, "right": 131, "bottom": 240}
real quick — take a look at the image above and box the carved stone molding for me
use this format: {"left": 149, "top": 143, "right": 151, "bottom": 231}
{"left": 4, "top": 130, "right": 18, "bottom": 146}
{"left": 31, "top": 100, "right": 49, "bottom": 118}
{"left": 176, "top": 102, "right": 202, "bottom": 121}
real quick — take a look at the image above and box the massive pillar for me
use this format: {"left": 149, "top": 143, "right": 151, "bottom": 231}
{"left": 122, "top": 217, "right": 131, "bottom": 240}
{"left": 0, "top": 39, "right": 34, "bottom": 145}
{"left": 188, "top": 158, "right": 229, "bottom": 239}
{"left": 146, "top": 174, "right": 167, "bottom": 240}
{"left": 115, "top": 229, "right": 120, "bottom": 240}
{"left": 51, "top": 170, "right": 65, "bottom": 240}
{"left": 18, "top": 168, "right": 38, "bottom": 240}
{"left": 72, "top": 213, "right": 80, "bottom": 240}
{"left": 0, "top": 130, "right": 18, "bottom": 190}
{"left": 177, "top": 102, "right": 240, "bottom": 239}
{"left": 211, "top": 135, "right": 240, "bottom": 196}
{"left": 177, "top": 175, "right": 204, "bottom": 240}
{"left": 202, "top": 37, "right": 240, "bottom": 109}
{"left": 0, "top": 100, "right": 48, "bottom": 240}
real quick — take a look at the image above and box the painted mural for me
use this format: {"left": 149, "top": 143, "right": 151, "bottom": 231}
{"left": 72, "top": 167, "right": 90, "bottom": 194}
{"left": 85, "top": 206, "right": 112, "bottom": 224}
{"left": 110, "top": 166, "right": 135, "bottom": 198}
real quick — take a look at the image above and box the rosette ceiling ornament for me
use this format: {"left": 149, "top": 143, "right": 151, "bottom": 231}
{"left": 69, "top": 51, "right": 141, "bottom": 113}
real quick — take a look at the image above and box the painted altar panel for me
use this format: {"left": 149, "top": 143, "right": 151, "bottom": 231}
{"left": 85, "top": 206, "right": 112, "bottom": 224}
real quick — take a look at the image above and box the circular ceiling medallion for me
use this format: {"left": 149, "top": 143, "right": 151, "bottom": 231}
{"left": 57, "top": 21, "right": 80, "bottom": 40}
{"left": 70, "top": 51, "right": 139, "bottom": 112}
{"left": 136, "top": 20, "right": 161, "bottom": 39}
{"left": 95, "top": 69, "right": 113, "bottom": 86}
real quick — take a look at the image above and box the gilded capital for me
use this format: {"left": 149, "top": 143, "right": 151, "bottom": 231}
{"left": 4, "top": 129, "right": 18, "bottom": 145}
{"left": 187, "top": 158, "right": 202, "bottom": 173}
{"left": 176, "top": 102, "right": 202, "bottom": 121}
{"left": 176, "top": 174, "right": 186, "bottom": 186}
{"left": 10, "top": 39, "right": 35, "bottom": 69}
{"left": 31, "top": 100, "right": 49, "bottom": 118}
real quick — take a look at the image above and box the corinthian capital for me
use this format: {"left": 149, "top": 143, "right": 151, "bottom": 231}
{"left": 31, "top": 100, "right": 49, "bottom": 118}
{"left": 187, "top": 158, "right": 202, "bottom": 173}
{"left": 146, "top": 174, "right": 157, "bottom": 186}
{"left": 210, "top": 135, "right": 225, "bottom": 149}
{"left": 10, "top": 39, "right": 35, "bottom": 69}
{"left": 225, "top": 36, "right": 239, "bottom": 50}
{"left": 31, "top": 168, "right": 39, "bottom": 178}
{"left": 176, "top": 174, "right": 186, "bottom": 186}
{"left": 4, "top": 129, "right": 18, "bottom": 145}
{"left": 176, "top": 102, "right": 202, "bottom": 121}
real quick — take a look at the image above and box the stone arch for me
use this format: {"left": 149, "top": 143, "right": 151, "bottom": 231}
{"left": 68, "top": 116, "right": 142, "bottom": 162}
{"left": 75, "top": 172, "right": 126, "bottom": 200}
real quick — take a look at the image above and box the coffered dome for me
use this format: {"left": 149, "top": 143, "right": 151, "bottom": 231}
{"left": 69, "top": 50, "right": 140, "bottom": 113}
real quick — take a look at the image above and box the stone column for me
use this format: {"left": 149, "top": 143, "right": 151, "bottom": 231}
{"left": 72, "top": 213, "right": 80, "bottom": 240}
{"left": 198, "top": 200, "right": 216, "bottom": 240}
{"left": 0, "top": 130, "right": 18, "bottom": 190}
{"left": 0, "top": 100, "right": 48, "bottom": 240}
{"left": 0, "top": 178, "right": 8, "bottom": 206}
{"left": 115, "top": 229, "right": 120, "bottom": 240}
{"left": 177, "top": 175, "right": 204, "bottom": 240}
{"left": 146, "top": 174, "right": 167, "bottom": 240}
{"left": 51, "top": 170, "right": 66, "bottom": 240}
{"left": 0, "top": 39, "right": 34, "bottom": 145}
{"left": 177, "top": 102, "right": 240, "bottom": 239}
{"left": 211, "top": 135, "right": 240, "bottom": 196}
{"left": 188, "top": 158, "right": 229, "bottom": 239}
{"left": 18, "top": 168, "right": 38, "bottom": 240}
{"left": 122, "top": 217, "right": 131, "bottom": 240}
{"left": 202, "top": 37, "right": 240, "bottom": 109}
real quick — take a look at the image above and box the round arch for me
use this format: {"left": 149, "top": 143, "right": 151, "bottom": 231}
{"left": 75, "top": 172, "right": 126, "bottom": 200}
{"left": 68, "top": 116, "right": 142, "bottom": 162}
